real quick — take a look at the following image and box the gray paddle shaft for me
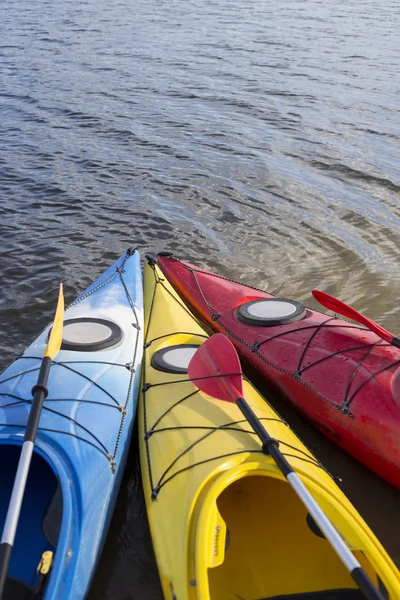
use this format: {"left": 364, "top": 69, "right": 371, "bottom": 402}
{"left": 236, "top": 396, "right": 384, "bottom": 600}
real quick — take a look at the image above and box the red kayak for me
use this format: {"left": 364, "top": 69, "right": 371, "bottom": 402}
{"left": 157, "top": 252, "right": 400, "bottom": 489}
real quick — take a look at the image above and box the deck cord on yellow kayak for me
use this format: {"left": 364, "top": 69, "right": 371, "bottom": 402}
{"left": 143, "top": 261, "right": 328, "bottom": 501}
{"left": 0, "top": 249, "right": 141, "bottom": 471}
{"left": 172, "top": 257, "right": 400, "bottom": 417}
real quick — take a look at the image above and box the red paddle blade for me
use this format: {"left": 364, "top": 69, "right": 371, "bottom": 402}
{"left": 312, "top": 289, "right": 393, "bottom": 344}
{"left": 188, "top": 334, "right": 243, "bottom": 402}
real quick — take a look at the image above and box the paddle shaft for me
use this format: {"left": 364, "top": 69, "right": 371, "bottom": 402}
{"left": 236, "top": 396, "right": 384, "bottom": 600}
{"left": 0, "top": 356, "right": 52, "bottom": 597}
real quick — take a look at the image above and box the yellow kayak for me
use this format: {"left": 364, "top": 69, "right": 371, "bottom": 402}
{"left": 139, "top": 257, "right": 400, "bottom": 600}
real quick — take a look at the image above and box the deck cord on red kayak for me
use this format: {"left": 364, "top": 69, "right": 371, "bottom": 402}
{"left": 255, "top": 322, "right": 379, "bottom": 352}
{"left": 342, "top": 341, "right": 381, "bottom": 412}
{"left": 0, "top": 249, "right": 141, "bottom": 471}
{"left": 174, "top": 258, "right": 400, "bottom": 416}
{"left": 143, "top": 261, "right": 327, "bottom": 500}
{"left": 344, "top": 358, "right": 400, "bottom": 412}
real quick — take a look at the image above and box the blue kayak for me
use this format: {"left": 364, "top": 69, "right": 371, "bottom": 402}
{"left": 0, "top": 248, "right": 143, "bottom": 599}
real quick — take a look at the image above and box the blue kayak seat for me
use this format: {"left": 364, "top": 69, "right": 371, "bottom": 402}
{"left": 261, "top": 591, "right": 364, "bottom": 599}
{"left": 4, "top": 577, "right": 36, "bottom": 600}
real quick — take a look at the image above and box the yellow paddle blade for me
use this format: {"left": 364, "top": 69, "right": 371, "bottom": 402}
{"left": 44, "top": 283, "right": 64, "bottom": 359}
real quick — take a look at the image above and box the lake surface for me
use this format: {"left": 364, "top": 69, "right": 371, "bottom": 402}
{"left": 1, "top": 0, "right": 400, "bottom": 596}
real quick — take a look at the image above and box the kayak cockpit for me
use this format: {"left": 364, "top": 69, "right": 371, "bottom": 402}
{"left": 0, "top": 444, "right": 62, "bottom": 599}
{"left": 198, "top": 474, "right": 382, "bottom": 600}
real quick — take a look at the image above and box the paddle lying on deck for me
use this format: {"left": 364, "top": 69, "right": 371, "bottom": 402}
{"left": 312, "top": 289, "right": 400, "bottom": 349}
{"left": 0, "top": 284, "right": 64, "bottom": 598}
{"left": 188, "top": 333, "right": 384, "bottom": 600}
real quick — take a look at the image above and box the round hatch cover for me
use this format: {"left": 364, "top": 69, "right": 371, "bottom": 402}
{"left": 54, "top": 318, "right": 123, "bottom": 352}
{"left": 151, "top": 344, "right": 200, "bottom": 374}
{"left": 237, "top": 298, "right": 306, "bottom": 326}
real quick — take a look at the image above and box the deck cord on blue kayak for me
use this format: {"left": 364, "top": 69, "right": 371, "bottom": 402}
{"left": 143, "top": 261, "right": 327, "bottom": 500}
{"left": 174, "top": 258, "right": 400, "bottom": 417}
{"left": 1, "top": 358, "right": 124, "bottom": 405}
{"left": 0, "top": 393, "right": 128, "bottom": 411}
{"left": 0, "top": 249, "right": 141, "bottom": 471}
{"left": 0, "top": 423, "right": 111, "bottom": 458}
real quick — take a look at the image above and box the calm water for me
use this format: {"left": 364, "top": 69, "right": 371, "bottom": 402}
{"left": 1, "top": 0, "right": 400, "bottom": 596}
